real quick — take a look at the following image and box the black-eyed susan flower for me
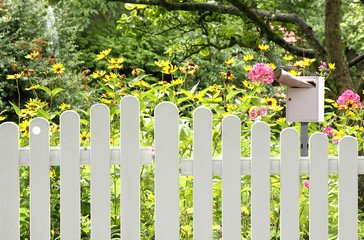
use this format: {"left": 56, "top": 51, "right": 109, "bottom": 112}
{"left": 220, "top": 70, "right": 235, "bottom": 80}
{"left": 19, "top": 119, "right": 30, "bottom": 137}
{"left": 59, "top": 103, "right": 71, "bottom": 111}
{"left": 162, "top": 64, "right": 178, "bottom": 74}
{"left": 243, "top": 80, "right": 254, "bottom": 89}
{"left": 20, "top": 109, "right": 35, "bottom": 119}
{"left": 132, "top": 66, "right": 145, "bottom": 76}
{"left": 25, "top": 85, "right": 40, "bottom": 91}
{"left": 243, "top": 54, "right": 254, "bottom": 61}
{"left": 25, "top": 51, "right": 39, "bottom": 60}
{"left": 284, "top": 56, "right": 293, "bottom": 61}
{"left": 7, "top": 73, "right": 22, "bottom": 80}
{"left": 328, "top": 63, "right": 335, "bottom": 70}
{"left": 109, "top": 58, "right": 124, "bottom": 64}
{"left": 154, "top": 60, "right": 170, "bottom": 68}
{"left": 264, "top": 97, "right": 277, "bottom": 107}
{"left": 258, "top": 44, "right": 269, "bottom": 52}
{"left": 278, "top": 117, "right": 286, "bottom": 123}
{"left": 224, "top": 57, "right": 235, "bottom": 65}
{"left": 95, "top": 48, "right": 111, "bottom": 62}
{"left": 80, "top": 132, "right": 90, "bottom": 145}
{"left": 171, "top": 78, "right": 184, "bottom": 85}
{"left": 51, "top": 63, "right": 65, "bottom": 74}
{"left": 92, "top": 70, "right": 106, "bottom": 79}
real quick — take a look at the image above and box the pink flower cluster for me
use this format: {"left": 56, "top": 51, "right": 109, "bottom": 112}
{"left": 248, "top": 63, "right": 274, "bottom": 83}
{"left": 337, "top": 90, "right": 361, "bottom": 110}
{"left": 303, "top": 180, "right": 309, "bottom": 189}
{"left": 323, "top": 126, "right": 338, "bottom": 145}
{"left": 249, "top": 107, "right": 266, "bottom": 120}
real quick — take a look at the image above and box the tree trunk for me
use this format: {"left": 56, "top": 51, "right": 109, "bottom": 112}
{"left": 324, "top": 0, "right": 354, "bottom": 95}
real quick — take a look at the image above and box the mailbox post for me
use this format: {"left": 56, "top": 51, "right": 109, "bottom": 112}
{"left": 274, "top": 69, "right": 324, "bottom": 156}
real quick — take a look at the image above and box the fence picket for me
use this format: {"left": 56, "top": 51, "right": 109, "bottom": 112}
{"left": 90, "top": 104, "right": 110, "bottom": 239}
{"left": 60, "top": 111, "right": 80, "bottom": 240}
{"left": 155, "top": 102, "right": 179, "bottom": 240}
{"left": 120, "top": 96, "right": 140, "bottom": 239}
{"left": 193, "top": 107, "right": 213, "bottom": 239}
{"left": 309, "top": 133, "right": 328, "bottom": 239}
{"left": 30, "top": 117, "right": 50, "bottom": 239}
{"left": 251, "top": 121, "right": 270, "bottom": 239}
{"left": 0, "top": 123, "right": 19, "bottom": 239}
{"left": 280, "top": 128, "right": 300, "bottom": 239}
{"left": 338, "top": 136, "right": 358, "bottom": 239}
{"left": 222, "top": 115, "right": 241, "bottom": 239}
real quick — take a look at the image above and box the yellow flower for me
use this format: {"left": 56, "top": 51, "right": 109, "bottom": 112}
{"left": 51, "top": 63, "right": 65, "bottom": 74}
{"left": 264, "top": 97, "right": 277, "bottom": 106}
{"left": 191, "top": 95, "right": 203, "bottom": 102}
{"left": 244, "top": 66, "right": 252, "bottom": 72}
{"left": 337, "top": 129, "right": 345, "bottom": 137}
{"left": 25, "top": 98, "right": 43, "bottom": 110}
{"left": 186, "top": 176, "right": 193, "bottom": 181}
{"left": 356, "top": 126, "right": 363, "bottom": 131}
{"left": 267, "top": 63, "right": 276, "bottom": 70}
{"left": 132, "top": 66, "right": 145, "bottom": 76}
{"left": 243, "top": 80, "right": 254, "bottom": 89}
{"left": 7, "top": 73, "right": 22, "bottom": 80}
{"left": 20, "top": 109, "right": 35, "bottom": 118}
{"left": 25, "top": 85, "right": 40, "bottom": 91}
{"left": 288, "top": 70, "right": 297, "bottom": 76}
{"left": 158, "top": 81, "right": 169, "bottom": 86}
{"left": 179, "top": 62, "right": 199, "bottom": 76}
{"left": 154, "top": 60, "right": 171, "bottom": 68}
{"left": 25, "top": 51, "right": 39, "bottom": 60}
{"left": 225, "top": 57, "right": 235, "bottom": 65}
{"left": 59, "top": 103, "right": 71, "bottom": 111}
{"left": 278, "top": 117, "right": 286, "bottom": 123}
{"left": 171, "top": 78, "right": 184, "bottom": 85}
{"left": 220, "top": 71, "right": 235, "bottom": 80}
{"left": 0, "top": 116, "right": 7, "bottom": 121}
{"left": 328, "top": 63, "right": 335, "bottom": 70}
{"left": 162, "top": 64, "right": 178, "bottom": 74}
{"left": 92, "top": 70, "right": 106, "bottom": 79}
{"left": 95, "top": 48, "right": 112, "bottom": 62}
{"left": 19, "top": 119, "right": 30, "bottom": 137}
{"left": 100, "top": 98, "right": 114, "bottom": 104}
{"left": 135, "top": 80, "right": 150, "bottom": 88}
{"left": 243, "top": 54, "right": 254, "bottom": 61}
{"left": 108, "top": 64, "right": 123, "bottom": 69}
{"left": 109, "top": 58, "right": 124, "bottom": 64}
{"left": 50, "top": 169, "right": 56, "bottom": 178}
{"left": 226, "top": 103, "right": 237, "bottom": 111}
{"left": 258, "top": 44, "right": 269, "bottom": 52}
{"left": 348, "top": 111, "right": 355, "bottom": 116}
{"left": 103, "top": 72, "right": 118, "bottom": 82}
{"left": 80, "top": 132, "right": 90, "bottom": 144}
{"left": 284, "top": 56, "right": 293, "bottom": 61}
{"left": 272, "top": 106, "right": 284, "bottom": 111}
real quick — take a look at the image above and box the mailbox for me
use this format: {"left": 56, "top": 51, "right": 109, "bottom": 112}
{"left": 274, "top": 69, "right": 324, "bottom": 122}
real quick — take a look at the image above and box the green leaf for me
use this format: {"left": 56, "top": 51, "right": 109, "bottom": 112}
{"left": 9, "top": 102, "right": 21, "bottom": 116}
{"left": 39, "top": 86, "right": 52, "bottom": 95}
{"left": 51, "top": 88, "right": 64, "bottom": 96}
{"left": 189, "top": 81, "right": 200, "bottom": 94}
{"left": 79, "top": 92, "right": 89, "bottom": 102}
{"left": 37, "top": 109, "right": 51, "bottom": 120}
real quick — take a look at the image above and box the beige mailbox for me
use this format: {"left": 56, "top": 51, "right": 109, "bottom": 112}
{"left": 274, "top": 69, "right": 324, "bottom": 122}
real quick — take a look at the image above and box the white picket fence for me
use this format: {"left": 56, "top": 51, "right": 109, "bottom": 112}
{"left": 0, "top": 95, "right": 361, "bottom": 239}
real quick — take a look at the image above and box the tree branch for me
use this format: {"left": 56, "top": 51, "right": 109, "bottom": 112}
{"left": 111, "top": 0, "right": 321, "bottom": 58}
{"left": 348, "top": 53, "right": 364, "bottom": 67}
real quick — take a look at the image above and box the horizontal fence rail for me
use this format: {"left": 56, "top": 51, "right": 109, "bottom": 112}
{"left": 0, "top": 96, "right": 361, "bottom": 240}
{"left": 14, "top": 148, "right": 364, "bottom": 175}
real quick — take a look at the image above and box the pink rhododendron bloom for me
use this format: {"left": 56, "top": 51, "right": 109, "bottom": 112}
{"left": 332, "top": 132, "right": 338, "bottom": 145}
{"left": 323, "top": 126, "right": 333, "bottom": 136}
{"left": 249, "top": 107, "right": 267, "bottom": 120}
{"left": 304, "top": 180, "right": 309, "bottom": 189}
{"left": 248, "top": 63, "right": 274, "bottom": 83}
{"left": 336, "top": 90, "right": 361, "bottom": 109}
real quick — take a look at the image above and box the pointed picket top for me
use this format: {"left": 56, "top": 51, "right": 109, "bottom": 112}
{"left": 60, "top": 110, "right": 80, "bottom": 240}
{"left": 251, "top": 120, "right": 270, "bottom": 240}
{"left": 120, "top": 95, "right": 141, "bottom": 239}
{"left": 338, "top": 136, "right": 358, "bottom": 240}
{"left": 0, "top": 122, "right": 20, "bottom": 239}
{"left": 222, "top": 114, "right": 241, "bottom": 239}
{"left": 280, "top": 127, "right": 300, "bottom": 240}
{"left": 309, "top": 132, "right": 328, "bottom": 240}
{"left": 193, "top": 106, "right": 213, "bottom": 239}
